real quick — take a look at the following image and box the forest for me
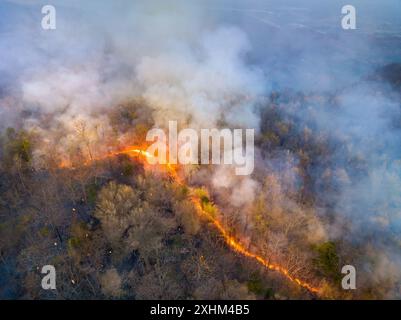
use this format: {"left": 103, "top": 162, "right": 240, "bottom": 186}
{"left": 1, "top": 62, "right": 400, "bottom": 299}
{"left": 1, "top": 0, "right": 401, "bottom": 300}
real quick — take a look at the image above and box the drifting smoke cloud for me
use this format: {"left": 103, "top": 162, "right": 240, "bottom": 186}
{"left": 1, "top": 0, "right": 401, "bottom": 297}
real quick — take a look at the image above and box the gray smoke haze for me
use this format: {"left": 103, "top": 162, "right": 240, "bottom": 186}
{"left": 1, "top": 0, "right": 401, "bottom": 296}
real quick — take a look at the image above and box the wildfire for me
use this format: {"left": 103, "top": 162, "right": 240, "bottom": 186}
{"left": 191, "top": 197, "right": 320, "bottom": 294}
{"left": 57, "top": 146, "right": 154, "bottom": 168}
{"left": 113, "top": 147, "right": 154, "bottom": 159}
{"left": 59, "top": 146, "right": 320, "bottom": 295}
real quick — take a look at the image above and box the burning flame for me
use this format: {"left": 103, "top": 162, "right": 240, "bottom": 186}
{"left": 113, "top": 147, "right": 154, "bottom": 158}
{"left": 191, "top": 197, "right": 320, "bottom": 294}
{"left": 59, "top": 146, "right": 320, "bottom": 295}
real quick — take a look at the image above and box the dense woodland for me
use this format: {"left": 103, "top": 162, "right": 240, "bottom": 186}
{"left": 1, "top": 65, "right": 401, "bottom": 299}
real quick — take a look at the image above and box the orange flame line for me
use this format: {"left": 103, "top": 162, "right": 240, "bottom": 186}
{"left": 191, "top": 198, "right": 319, "bottom": 294}
{"left": 113, "top": 148, "right": 154, "bottom": 158}
{"left": 59, "top": 146, "right": 320, "bottom": 295}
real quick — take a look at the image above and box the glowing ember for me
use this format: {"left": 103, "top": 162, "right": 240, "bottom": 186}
{"left": 113, "top": 148, "right": 154, "bottom": 159}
